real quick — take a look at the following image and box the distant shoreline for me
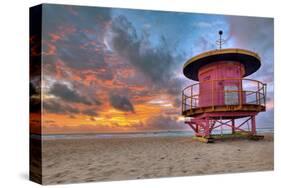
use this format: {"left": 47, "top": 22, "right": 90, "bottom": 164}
{"left": 31, "top": 127, "right": 274, "bottom": 136}
{"left": 30, "top": 128, "right": 274, "bottom": 141}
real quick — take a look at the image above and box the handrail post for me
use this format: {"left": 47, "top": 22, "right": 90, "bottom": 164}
{"left": 258, "top": 82, "right": 261, "bottom": 105}
{"left": 182, "top": 90, "right": 184, "bottom": 113}
{"left": 264, "top": 83, "right": 267, "bottom": 107}
{"left": 239, "top": 78, "right": 243, "bottom": 108}
{"left": 190, "top": 85, "right": 193, "bottom": 113}
{"left": 212, "top": 80, "right": 214, "bottom": 110}
{"left": 255, "top": 92, "right": 257, "bottom": 104}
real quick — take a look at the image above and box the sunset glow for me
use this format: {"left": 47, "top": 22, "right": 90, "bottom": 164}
{"left": 30, "top": 5, "right": 274, "bottom": 134}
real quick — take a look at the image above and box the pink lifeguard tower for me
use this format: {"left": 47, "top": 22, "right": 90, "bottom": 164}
{"left": 182, "top": 31, "right": 266, "bottom": 142}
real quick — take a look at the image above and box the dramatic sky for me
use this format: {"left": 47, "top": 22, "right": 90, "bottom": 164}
{"left": 32, "top": 4, "right": 274, "bottom": 134}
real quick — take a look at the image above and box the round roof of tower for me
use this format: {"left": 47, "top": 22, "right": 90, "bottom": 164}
{"left": 183, "top": 48, "right": 261, "bottom": 81}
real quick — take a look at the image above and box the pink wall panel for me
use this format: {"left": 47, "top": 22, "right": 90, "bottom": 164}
{"left": 198, "top": 61, "right": 245, "bottom": 107}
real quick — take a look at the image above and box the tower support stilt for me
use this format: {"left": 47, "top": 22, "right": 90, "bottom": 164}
{"left": 231, "top": 119, "right": 235, "bottom": 134}
{"left": 251, "top": 115, "right": 256, "bottom": 135}
{"left": 185, "top": 113, "right": 263, "bottom": 142}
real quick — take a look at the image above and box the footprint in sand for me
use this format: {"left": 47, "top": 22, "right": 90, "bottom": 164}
{"left": 129, "top": 169, "right": 137, "bottom": 173}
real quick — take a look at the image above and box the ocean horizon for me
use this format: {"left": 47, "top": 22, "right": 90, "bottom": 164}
{"left": 31, "top": 127, "right": 274, "bottom": 140}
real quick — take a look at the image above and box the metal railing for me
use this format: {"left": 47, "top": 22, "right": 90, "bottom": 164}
{"left": 182, "top": 78, "right": 266, "bottom": 113}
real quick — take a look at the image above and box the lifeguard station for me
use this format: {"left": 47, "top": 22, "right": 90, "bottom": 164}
{"left": 182, "top": 31, "right": 266, "bottom": 143}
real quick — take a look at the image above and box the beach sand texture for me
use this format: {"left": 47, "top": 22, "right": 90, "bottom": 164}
{"left": 41, "top": 133, "right": 273, "bottom": 184}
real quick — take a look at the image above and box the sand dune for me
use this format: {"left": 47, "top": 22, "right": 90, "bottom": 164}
{"left": 41, "top": 133, "right": 273, "bottom": 184}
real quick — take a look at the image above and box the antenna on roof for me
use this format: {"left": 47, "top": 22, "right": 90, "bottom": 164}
{"left": 216, "top": 30, "right": 225, "bottom": 50}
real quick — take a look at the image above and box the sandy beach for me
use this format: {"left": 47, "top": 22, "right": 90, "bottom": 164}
{"left": 41, "top": 133, "right": 273, "bottom": 184}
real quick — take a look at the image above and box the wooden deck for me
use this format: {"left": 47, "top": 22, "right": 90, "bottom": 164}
{"left": 182, "top": 104, "right": 265, "bottom": 117}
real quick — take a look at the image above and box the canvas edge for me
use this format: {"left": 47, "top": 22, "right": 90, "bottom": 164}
{"left": 29, "top": 4, "right": 43, "bottom": 185}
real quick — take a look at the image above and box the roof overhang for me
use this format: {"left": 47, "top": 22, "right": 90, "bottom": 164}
{"left": 183, "top": 48, "right": 261, "bottom": 81}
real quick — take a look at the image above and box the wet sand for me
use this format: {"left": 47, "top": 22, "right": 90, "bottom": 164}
{"left": 41, "top": 133, "right": 273, "bottom": 184}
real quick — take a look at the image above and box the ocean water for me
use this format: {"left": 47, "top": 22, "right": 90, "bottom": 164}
{"left": 32, "top": 127, "right": 273, "bottom": 140}
{"left": 36, "top": 131, "right": 194, "bottom": 140}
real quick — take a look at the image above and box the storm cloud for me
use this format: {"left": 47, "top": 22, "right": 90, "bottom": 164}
{"left": 50, "top": 83, "right": 93, "bottom": 105}
{"left": 110, "top": 15, "right": 184, "bottom": 92}
{"left": 109, "top": 94, "right": 135, "bottom": 112}
{"left": 43, "top": 4, "right": 114, "bottom": 80}
{"left": 43, "top": 100, "right": 79, "bottom": 114}
{"left": 82, "top": 108, "right": 98, "bottom": 116}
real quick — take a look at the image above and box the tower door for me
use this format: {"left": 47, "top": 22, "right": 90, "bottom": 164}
{"left": 199, "top": 69, "right": 213, "bottom": 107}
{"left": 224, "top": 85, "right": 239, "bottom": 105}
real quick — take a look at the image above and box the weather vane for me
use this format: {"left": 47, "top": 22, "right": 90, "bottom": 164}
{"left": 216, "top": 30, "right": 225, "bottom": 50}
